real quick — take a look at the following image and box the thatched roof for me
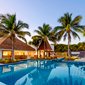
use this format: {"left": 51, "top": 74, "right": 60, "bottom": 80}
{"left": 0, "top": 37, "right": 35, "bottom": 51}
{"left": 38, "top": 40, "right": 52, "bottom": 50}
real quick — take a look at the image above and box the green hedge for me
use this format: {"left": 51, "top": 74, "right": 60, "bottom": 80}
{"left": 54, "top": 42, "right": 85, "bottom": 52}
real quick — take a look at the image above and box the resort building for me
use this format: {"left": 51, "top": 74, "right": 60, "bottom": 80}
{"left": 0, "top": 37, "right": 54, "bottom": 59}
{"left": 0, "top": 37, "right": 35, "bottom": 59}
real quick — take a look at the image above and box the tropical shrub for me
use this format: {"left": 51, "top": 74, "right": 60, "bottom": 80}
{"left": 0, "top": 58, "right": 20, "bottom": 64}
{"left": 54, "top": 44, "right": 68, "bottom": 52}
{"left": 54, "top": 42, "right": 85, "bottom": 52}
{"left": 0, "top": 59, "right": 3, "bottom": 63}
{"left": 48, "top": 57, "right": 51, "bottom": 59}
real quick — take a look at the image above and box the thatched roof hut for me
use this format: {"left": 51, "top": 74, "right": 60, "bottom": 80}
{"left": 38, "top": 40, "right": 52, "bottom": 51}
{"left": 0, "top": 37, "right": 35, "bottom": 51}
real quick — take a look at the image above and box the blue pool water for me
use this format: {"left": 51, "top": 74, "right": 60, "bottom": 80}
{"left": 0, "top": 60, "right": 85, "bottom": 85}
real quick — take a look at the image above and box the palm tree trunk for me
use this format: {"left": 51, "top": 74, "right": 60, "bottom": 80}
{"left": 68, "top": 33, "right": 70, "bottom": 60}
{"left": 44, "top": 41, "right": 45, "bottom": 58}
{"left": 12, "top": 37, "right": 14, "bottom": 59}
{"left": 54, "top": 41, "right": 57, "bottom": 51}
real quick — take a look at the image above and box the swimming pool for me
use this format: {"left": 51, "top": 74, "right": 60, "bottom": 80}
{"left": 0, "top": 60, "right": 85, "bottom": 85}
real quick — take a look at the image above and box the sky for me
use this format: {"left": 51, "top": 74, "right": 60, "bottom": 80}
{"left": 0, "top": 0, "right": 85, "bottom": 44}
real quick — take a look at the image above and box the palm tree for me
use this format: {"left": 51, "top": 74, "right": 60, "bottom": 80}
{"left": 0, "top": 14, "right": 31, "bottom": 59}
{"left": 33, "top": 23, "right": 52, "bottom": 58}
{"left": 55, "top": 13, "right": 83, "bottom": 59}
{"left": 29, "top": 37, "right": 40, "bottom": 58}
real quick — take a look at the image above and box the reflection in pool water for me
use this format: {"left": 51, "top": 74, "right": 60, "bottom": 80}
{"left": 0, "top": 60, "right": 85, "bottom": 85}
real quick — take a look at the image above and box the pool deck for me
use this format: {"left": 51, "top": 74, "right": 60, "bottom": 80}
{"left": 0, "top": 63, "right": 4, "bottom": 65}
{"left": 74, "top": 57, "right": 85, "bottom": 62}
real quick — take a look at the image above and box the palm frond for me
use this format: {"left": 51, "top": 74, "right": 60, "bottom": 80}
{"left": 16, "top": 20, "right": 29, "bottom": 31}
{"left": 72, "top": 28, "right": 83, "bottom": 33}
{"left": 0, "top": 24, "right": 7, "bottom": 30}
{"left": 57, "top": 29, "right": 66, "bottom": 41}
{"left": 16, "top": 31, "right": 25, "bottom": 36}
{"left": 28, "top": 38, "right": 40, "bottom": 47}
{"left": 29, "top": 41, "right": 33, "bottom": 45}
{"left": 54, "top": 26, "right": 65, "bottom": 32}
{"left": 73, "top": 25, "right": 85, "bottom": 30}
{"left": 34, "top": 30, "right": 43, "bottom": 36}
{"left": 18, "top": 35, "right": 27, "bottom": 44}
{"left": 58, "top": 17, "right": 66, "bottom": 23}
{"left": 71, "top": 30, "right": 80, "bottom": 40}
{"left": 0, "top": 14, "right": 8, "bottom": 20}
{"left": 23, "top": 31, "right": 31, "bottom": 36}
{"left": 58, "top": 13, "right": 72, "bottom": 26}
{"left": 38, "top": 27, "right": 43, "bottom": 33}
{"left": 71, "top": 16, "right": 82, "bottom": 26}
{"left": 63, "top": 32, "right": 67, "bottom": 41}
{"left": 0, "top": 27, "right": 9, "bottom": 38}
{"left": 69, "top": 13, "right": 72, "bottom": 22}
{"left": 46, "top": 25, "right": 52, "bottom": 33}
{"left": 32, "top": 35, "right": 42, "bottom": 40}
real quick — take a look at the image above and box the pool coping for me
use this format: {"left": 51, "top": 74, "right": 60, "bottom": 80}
{"left": 0, "top": 61, "right": 25, "bottom": 67}
{"left": 0, "top": 59, "right": 85, "bottom": 67}
{"left": 62, "top": 60, "right": 85, "bottom": 63}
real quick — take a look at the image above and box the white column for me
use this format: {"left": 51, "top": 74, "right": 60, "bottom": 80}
{"left": 0, "top": 50, "right": 2, "bottom": 59}
{"left": 27, "top": 51, "right": 28, "bottom": 59}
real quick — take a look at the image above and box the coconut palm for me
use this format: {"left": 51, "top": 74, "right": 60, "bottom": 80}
{"left": 0, "top": 14, "right": 31, "bottom": 59}
{"left": 29, "top": 37, "right": 40, "bottom": 58}
{"left": 33, "top": 23, "right": 52, "bottom": 58}
{"left": 54, "top": 13, "right": 83, "bottom": 59}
